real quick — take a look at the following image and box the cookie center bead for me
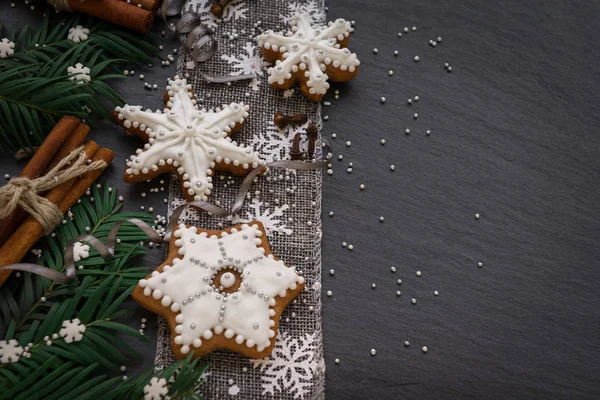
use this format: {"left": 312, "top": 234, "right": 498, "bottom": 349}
{"left": 220, "top": 272, "right": 235, "bottom": 288}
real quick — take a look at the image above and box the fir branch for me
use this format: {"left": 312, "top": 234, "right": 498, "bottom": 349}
{"left": 0, "top": 11, "right": 162, "bottom": 154}
{"left": 0, "top": 182, "right": 206, "bottom": 399}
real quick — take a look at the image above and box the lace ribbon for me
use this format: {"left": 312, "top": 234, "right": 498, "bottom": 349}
{"left": 0, "top": 141, "right": 332, "bottom": 283}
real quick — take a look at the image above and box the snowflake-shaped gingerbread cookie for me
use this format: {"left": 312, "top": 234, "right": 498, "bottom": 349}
{"left": 256, "top": 13, "right": 359, "bottom": 101}
{"left": 59, "top": 318, "right": 86, "bottom": 343}
{"left": 68, "top": 25, "right": 90, "bottom": 43}
{"left": 132, "top": 222, "right": 305, "bottom": 359}
{"left": 0, "top": 339, "right": 23, "bottom": 363}
{"left": 114, "top": 76, "right": 264, "bottom": 201}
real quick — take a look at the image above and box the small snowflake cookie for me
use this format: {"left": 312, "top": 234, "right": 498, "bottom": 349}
{"left": 0, "top": 38, "right": 15, "bottom": 59}
{"left": 67, "top": 63, "right": 91, "bottom": 84}
{"left": 143, "top": 377, "right": 168, "bottom": 400}
{"left": 113, "top": 75, "right": 264, "bottom": 201}
{"left": 256, "top": 13, "right": 359, "bottom": 101}
{"left": 132, "top": 221, "right": 305, "bottom": 359}
{"left": 68, "top": 25, "right": 90, "bottom": 43}
{"left": 59, "top": 318, "right": 86, "bottom": 343}
{"left": 0, "top": 339, "right": 23, "bottom": 363}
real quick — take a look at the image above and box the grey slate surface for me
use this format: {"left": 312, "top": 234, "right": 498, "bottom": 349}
{"left": 1, "top": 0, "right": 600, "bottom": 399}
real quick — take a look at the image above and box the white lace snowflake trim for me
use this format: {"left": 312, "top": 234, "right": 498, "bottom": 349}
{"left": 143, "top": 377, "right": 168, "bottom": 400}
{"left": 251, "top": 331, "right": 319, "bottom": 399}
{"left": 59, "top": 318, "right": 86, "bottom": 343}
{"left": 67, "top": 63, "right": 91, "bottom": 84}
{"left": 221, "top": 42, "right": 269, "bottom": 92}
{"left": 0, "top": 339, "right": 23, "bottom": 364}
{"left": 233, "top": 198, "right": 292, "bottom": 236}
{"left": 0, "top": 38, "right": 15, "bottom": 59}
{"left": 73, "top": 241, "right": 90, "bottom": 262}
{"left": 67, "top": 25, "right": 90, "bottom": 43}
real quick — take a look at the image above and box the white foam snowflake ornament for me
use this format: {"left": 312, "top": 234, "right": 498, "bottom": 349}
{"left": 68, "top": 25, "right": 89, "bottom": 43}
{"left": 59, "top": 318, "right": 86, "bottom": 343}
{"left": 143, "top": 377, "right": 168, "bottom": 400}
{"left": 251, "top": 331, "right": 319, "bottom": 399}
{"left": 0, "top": 339, "right": 23, "bottom": 364}
{"left": 73, "top": 241, "right": 90, "bottom": 262}
{"left": 114, "top": 76, "right": 264, "bottom": 201}
{"left": 257, "top": 13, "right": 359, "bottom": 100}
{"left": 0, "top": 38, "right": 15, "bottom": 59}
{"left": 67, "top": 63, "right": 91, "bottom": 84}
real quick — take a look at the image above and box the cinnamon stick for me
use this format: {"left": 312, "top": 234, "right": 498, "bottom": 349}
{"left": 0, "top": 116, "right": 80, "bottom": 246}
{"left": 0, "top": 143, "right": 114, "bottom": 286}
{"left": 46, "top": 123, "right": 90, "bottom": 171}
{"left": 125, "top": 0, "right": 159, "bottom": 12}
{"left": 60, "top": 0, "right": 154, "bottom": 33}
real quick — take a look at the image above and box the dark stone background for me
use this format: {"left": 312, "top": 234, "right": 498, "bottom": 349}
{"left": 1, "top": 0, "right": 599, "bottom": 399}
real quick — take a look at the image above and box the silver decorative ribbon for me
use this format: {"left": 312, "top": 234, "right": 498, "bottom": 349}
{"left": 0, "top": 141, "right": 332, "bottom": 283}
{"left": 161, "top": 0, "right": 255, "bottom": 82}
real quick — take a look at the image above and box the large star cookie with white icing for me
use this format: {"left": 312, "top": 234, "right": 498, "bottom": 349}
{"left": 113, "top": 75, "right": 264, "bottom": 201}
{"left": 132, "top": 222, "right": 305, "bottom": 359}
{"left": 256, "top": 13, "right": 360, "bottom": 101}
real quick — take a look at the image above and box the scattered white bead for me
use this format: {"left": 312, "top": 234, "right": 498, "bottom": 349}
{"left": 475, "top": 213, "right": 480, "bottom": 219}
{"left": 416, "top": 271, "right": 421, "bottom": 277}
{"left": 372, "top": 283, "right": 376, "bottom": 289}
{"left": 370, "top": 348, "right": 377, "bottom": 356}
{"left": 380, "top": 97, "right": 386, "bottom": 103}
{"left": 414, "top": 56, "right": 420, "bottom": 62}
{"left": 390, "top": 165, "right": 395, "bottom": 171}
{"left": 478, "top": 262, "right": 483, "bottom": 268}
{"left": 404, "top": 27, "right": 409, "bottom": 33}
{"left": 413, "top": 113, "right": 419, "bottom": 119}
{"left": 394, "top": 50, "right": 399, "bottom": 56}
{"left": 329, "top": 269, "right": 335, "bottom": 275}
{"left": 426, "top": 130, "right": 431, "bottom": 135}
{"left": 396, "top": 290, "right": 402, "bottom": 296}
{"left": 379, "top": 216, "right": 384, "bottom": 222}
{"left": 359, "top": 184, "right": 365, "bottom": 190}
{"left": 411, "top": 298, "right": 417, "bottom": 304}
{"left": 348, "top": 244, "right": 354, "bottom": 250}
{"left": 388, "top": 70, "right": 394, "bottom": 76}
{"left": 404, "top": 341, "right": 410, "bottom": 346}
{"left": 390, "top": 266, "right": 396, "bottom": 272}
{"left": 412, "top": 26, "right": 417, "bottom": 31}
{"left": 397, "top": 279, "right": 402, "bottom": 284}
{"left": 422, "top": 346, "right": 428, "bottom": 353}
{"left": 373, "top": 48, "right": 378, "bottom": 54}
{"left": 405, "top": 128, "right": 410, "bottom": 134}
{"left": 346, "top": 141, "right": 351, "bottom": 147}
{"left": 335, "top": 358, "right": 340, "bottom": 364}
{"left": 434, "top": 290, "right": 439, "bottom": 296}
{"left": 327, "top": 290, "right": 333, "bottom": 297}
{"left": 380, "top": 139, "right": 386, "bottom": 145}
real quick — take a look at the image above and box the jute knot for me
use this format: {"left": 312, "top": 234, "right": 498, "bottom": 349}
{"left": 0, "top": 145, "right": 106, "bottom": 234}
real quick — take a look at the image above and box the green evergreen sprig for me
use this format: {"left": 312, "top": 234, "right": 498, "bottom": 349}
{"left": 0, "top": 11, "right": 162, "bottom": 155}
{"left": 0, "top": 182, "right": 206, "bottom": 399}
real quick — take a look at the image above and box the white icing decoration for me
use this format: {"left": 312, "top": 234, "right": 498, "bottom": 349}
{"left": 67, "top": 25, "right": 90, "bottom": 43}
{"left": 256, "top": 13, "right": 359, "bottom": 96}
{"left": 59, "top": 318, "right": 86, "bottom": 343}
{"left": 0, "top": 339, "right": 23, "bottom": 363}
{"left": 67, "top": 63, "right": 91, "bottom": 84}
{"left": 73, "top": 241, "right": 90, "bottom": 262}
{"left": 140, "top": 224, "right": 304, "bottom": 353}
{"left": 143, "top": 376, "right": 168, "bottom": 400}
{"left": 220, "top": 272, "right": 236, "bottom": 288}
{"left": 0, "top": 38, "right": 15, "bottom": 59}
{"left": 115, "top": 75, "right": 263, "bottom": 201}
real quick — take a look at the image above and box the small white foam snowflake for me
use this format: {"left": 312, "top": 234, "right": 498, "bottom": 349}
{"left": 59, "top": 318, "right": 86, "bottom": 343}
{"left": 0, "top": 339, "right": 23, "bottom": 364}
{"left": 0, "top": 38, "right": 15, "bottom": 59}
{"left": 143, "top": 377, "right": 168, "bottom": 400}
{"left": 67, "top": 63, "right": 90, "bottom": 84}
{"left": 67, "top": 25, "right": 89, "bottom": 43}
{"left": 73, "top": 241, "right": 90, "bottom": 262}
{"left": 283, "top": 89, "right": 295, "bottom": 98}
{"left": 233, "top": 198, "right": 292, "bottom": 236}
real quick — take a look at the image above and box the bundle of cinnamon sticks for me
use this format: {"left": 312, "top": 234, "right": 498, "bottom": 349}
{"left": 47, "top": 0, "right": 160, "bottom": 33}
{"left": 0, "top": 116, "right": 114, "bottom": 286}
